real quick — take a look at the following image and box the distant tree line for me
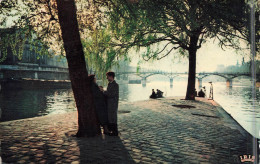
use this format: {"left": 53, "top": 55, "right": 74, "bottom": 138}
{"left": 216, "top": 59, "right": 260, "bottom": 75}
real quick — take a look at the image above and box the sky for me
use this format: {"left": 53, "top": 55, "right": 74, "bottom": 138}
{"left": 128, "top": 39, "right": 250, "bottom": 73}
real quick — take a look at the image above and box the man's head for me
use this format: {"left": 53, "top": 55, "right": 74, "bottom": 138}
{"left": 106, "top": 72, "right": 115, "bottom": 82}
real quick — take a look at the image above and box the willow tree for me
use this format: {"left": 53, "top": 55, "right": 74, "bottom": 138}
{"left": 82, "top": 27, "right": 129, "bottom": 84}
{"left": 100, "top": 0, "right": 251, "bottom": 100}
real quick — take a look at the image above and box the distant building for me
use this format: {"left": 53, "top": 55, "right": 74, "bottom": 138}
{"left": 0, "top": 28, "right": 68, "bottom": 68}
{"left": 236, "top": 60, "right": 240, "bottom": 67}
{"left": 215, "top": 60, "right": 251, "bottom": 74}
{"left": 0, "top": 28, "right": 69, "bottom": 81}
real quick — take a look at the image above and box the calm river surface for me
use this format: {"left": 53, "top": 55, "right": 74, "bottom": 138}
{"left": 0, "top": 77, "right": 259, "bottom": 139}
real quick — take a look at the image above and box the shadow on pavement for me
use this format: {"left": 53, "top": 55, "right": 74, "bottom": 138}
{"left": 67, "top": 131, "right": 135, "bottom": 164}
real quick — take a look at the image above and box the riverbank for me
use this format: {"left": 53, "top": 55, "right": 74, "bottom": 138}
{"left": 0, "top": 78, "right": 71, "bottom": 90}
{"left": 0, "top": 97, "right": 257, "bottom": 163}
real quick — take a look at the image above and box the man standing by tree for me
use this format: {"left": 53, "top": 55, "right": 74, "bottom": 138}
{"left": 102, "top": 72, "right": 119, "bottom": 136}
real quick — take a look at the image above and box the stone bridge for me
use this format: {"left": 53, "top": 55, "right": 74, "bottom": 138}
{"left": 0, "top": 63, "right": 69, "bottom": 81}
{"left": 116, "top": 71, "right": 258, "bottom": 88}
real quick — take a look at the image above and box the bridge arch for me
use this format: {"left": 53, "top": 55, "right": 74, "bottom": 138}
{"left": 117, "top": 73, "right": 143, "bottom": 79}
{"left": 198, "top": 74, "right": 228, "bottom": 80}
{"left": 230, "top": 74, "right": 251, "bottom": 80}
{"left": 198, "top": 73, "right": 252, "bottom": 81}
{"left": 144, "top": 73, "right": 175, "bottom": 79}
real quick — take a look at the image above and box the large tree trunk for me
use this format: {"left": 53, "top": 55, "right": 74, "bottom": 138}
{"left": 56, "top": 0, "right": 100, "bottom": 137}
{"left": 185, "top": 35, "right": 199, "bottom": 100}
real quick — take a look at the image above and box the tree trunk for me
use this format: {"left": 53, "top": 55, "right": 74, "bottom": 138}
{"left": 56, "top": 0, "right": 100, "bottom": 137}
{"left": 185, "top": 35, "right": 199, "bottom": 100}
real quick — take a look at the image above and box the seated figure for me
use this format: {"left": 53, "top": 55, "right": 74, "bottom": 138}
{"left": 150, "top": 89, "right": 157, "bottom": 99}
{"left": 198, "top": 89, "right": 205, "bottom": 97}
{"left": 156, "top": 89, "right": 163, "bottom": 98}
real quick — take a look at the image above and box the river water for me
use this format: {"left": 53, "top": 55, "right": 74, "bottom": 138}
{"left": 0, "top": 77, "right": 259, "bottom": 139}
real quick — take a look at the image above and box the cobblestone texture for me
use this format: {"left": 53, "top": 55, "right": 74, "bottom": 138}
{"left": 0, "top": 97, "right": 256, "bottom": 164}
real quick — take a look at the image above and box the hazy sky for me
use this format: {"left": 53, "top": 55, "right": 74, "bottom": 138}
{"left": 129, "top": 39, "right": 250, "bottom": 73}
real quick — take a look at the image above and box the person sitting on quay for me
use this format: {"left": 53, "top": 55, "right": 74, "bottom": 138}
{"left": 150, "top": 89, "right": 157, "bottom": 99}
{"left": 198, "top": 89, "right": 205, "bottom": 97}
{"left": 156, "top": 89, "right": 163, "bottom": 98}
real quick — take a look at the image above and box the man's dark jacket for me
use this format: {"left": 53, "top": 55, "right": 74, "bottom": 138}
{"left": 104, "top": 80, "right": 119, "bottom": 124}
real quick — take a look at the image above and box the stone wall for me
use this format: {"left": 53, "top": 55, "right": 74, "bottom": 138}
{"left": 0, "top": 64, "right": 69, "bottom": 80}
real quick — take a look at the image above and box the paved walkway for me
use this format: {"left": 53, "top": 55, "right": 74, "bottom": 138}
{"left": 0, "top": 97, "right": 256, "bottom": 163}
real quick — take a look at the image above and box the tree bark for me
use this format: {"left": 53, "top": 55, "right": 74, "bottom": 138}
{"left": 56, "top": 0, "right": 100, "bottom": 137}
{"left": 185, "top": 35, "right": 199, "bottom": 100}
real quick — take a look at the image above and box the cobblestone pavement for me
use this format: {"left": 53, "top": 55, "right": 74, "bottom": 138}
{"left": 0, "top": 97, "right": 256, "bottom": 164}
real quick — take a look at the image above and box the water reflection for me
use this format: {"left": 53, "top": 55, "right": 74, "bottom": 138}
{"left": 45, "top": 90, "right": 75, "bottom": 115}
{"left": 0, "top": 88, "right": 76, "bottom": 122}
{"left": 211, "top": 82, "right": 260, "bottom": 138}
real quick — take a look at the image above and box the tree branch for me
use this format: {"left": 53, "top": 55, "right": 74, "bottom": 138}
{"left": 157, "top": 45, "right": 179, "bottom": 60}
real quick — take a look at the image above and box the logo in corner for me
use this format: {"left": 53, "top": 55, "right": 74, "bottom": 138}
{"left": 240, "top": 155, "right": 255, "bottom": 163}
